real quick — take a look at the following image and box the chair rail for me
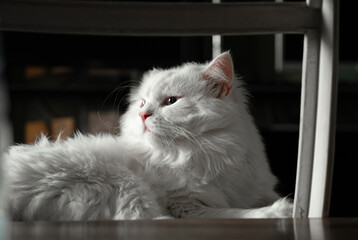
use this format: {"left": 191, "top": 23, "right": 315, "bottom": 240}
{"left": 0, "top": 1, "right": 320, "bottom": 36}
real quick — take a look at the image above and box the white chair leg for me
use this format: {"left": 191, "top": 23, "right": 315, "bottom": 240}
{"left": 294, "top": 29, "right": 320, "bottom": 218}
{"left": 309, "top": 0, "right": 339, "bottom": 218}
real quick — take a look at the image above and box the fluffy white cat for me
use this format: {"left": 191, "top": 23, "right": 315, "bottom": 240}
{"left": 4, "top": 52, "right": 292, "bottom": 220}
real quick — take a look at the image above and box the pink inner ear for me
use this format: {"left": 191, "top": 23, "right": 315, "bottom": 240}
{"left": 203, "top": 53, "right": 234, "bottom": 98}
{"left": 211, "top": 54, "right": 233, "bottom": 81}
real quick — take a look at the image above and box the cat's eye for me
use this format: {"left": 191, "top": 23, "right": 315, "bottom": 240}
{"left": 164, "top": 96, "right": 180, "bottom": 106}
{"left": 139, "top": 99, "right": 146, "bottom": 108}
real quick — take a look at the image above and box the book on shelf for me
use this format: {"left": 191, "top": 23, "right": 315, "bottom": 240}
{"left": 50, "top": 117, "right": 75, "bottom": 141}
{"left": 24, "top": 112, "right": 121, "bottom": 144}
{"left": 25, "top": 117, "right": 75, "bottom": 144}
{"left": 25, "top": 66, "right": 73, "bottom": 80}
{"left": 25, "top": 121, "right": 49, "bottom": 144}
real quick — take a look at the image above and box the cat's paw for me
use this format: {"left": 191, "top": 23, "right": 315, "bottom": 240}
{"left": 262, "top": 198, "right": 293, "bottom": 218}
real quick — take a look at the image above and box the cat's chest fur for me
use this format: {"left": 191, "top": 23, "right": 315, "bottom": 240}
{"left": 140, "top": 144, "right": 242, "bottom": 206}
{"left": 139, "top": 127, "right": 279, "bottom": 211}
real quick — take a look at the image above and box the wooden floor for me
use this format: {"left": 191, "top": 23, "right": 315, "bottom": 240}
{"left": 6, "top": 218, "right": 358, "bottom": 240}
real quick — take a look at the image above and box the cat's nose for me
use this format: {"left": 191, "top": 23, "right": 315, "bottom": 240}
{"left": 139, "top": 112, "right": 152, "bottom": 122}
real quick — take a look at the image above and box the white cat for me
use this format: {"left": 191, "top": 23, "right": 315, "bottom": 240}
{"left": 4, "top": 52, "right": 292, "bottom": 220}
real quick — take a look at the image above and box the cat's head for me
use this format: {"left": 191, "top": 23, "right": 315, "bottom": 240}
{"left": 121, "top": 52, "right": 247, "bottom": 153}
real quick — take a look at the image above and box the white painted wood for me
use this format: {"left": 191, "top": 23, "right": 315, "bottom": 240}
{"left": 294, "top": 29, "right": 320, "bottom": 218}
{"left": 212, "top": 35, "right": 222, "bottom": 58}
{"left": 293, "top": 0, "right": 322, "bottom": 218}
{"left": 274, "top": 34, "right": 283, "bottom": 72}
{"left": 309, "top": 0, "right": 339, "bottom": 218}
{"left": 212, "top": 0, "right": 222, "bottom": 58}
{"left": 293, "top": 0, "right": 323, "bottom": 219}
{"left": 274, "top": 0, "right": 284, "bottom": 72}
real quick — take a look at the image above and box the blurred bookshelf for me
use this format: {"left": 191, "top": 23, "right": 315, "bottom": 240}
{"left": 3, "top": 32, "right": 212, "bottom": 144}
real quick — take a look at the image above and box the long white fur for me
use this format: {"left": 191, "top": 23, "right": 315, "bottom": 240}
{"left": 4, "top": 52, "right": 292, "bottom": 220}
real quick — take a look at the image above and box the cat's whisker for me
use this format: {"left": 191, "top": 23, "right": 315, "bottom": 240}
{"left": 95, "top": 80, "right": 134, "bottom": 132}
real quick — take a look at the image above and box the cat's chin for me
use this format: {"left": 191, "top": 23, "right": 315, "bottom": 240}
{"left": 141, "top": 128, "right": 162, "bottom": 143}
{"left": 141, "top": 131, "right": 172, "bottom": 148}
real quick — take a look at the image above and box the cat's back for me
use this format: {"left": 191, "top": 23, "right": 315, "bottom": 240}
{"left": 6, "top": 132, "right": 145, "bottom": 165}
{"left": 5, "top": 134, "right": 124, "bottom": 173}
{"left": 4, "top": 133, "right": 148, "bottom": 220}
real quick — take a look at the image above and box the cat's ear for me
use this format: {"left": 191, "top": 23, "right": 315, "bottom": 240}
{"left": 203, "top": 52, "right": 234, "bottom": 98}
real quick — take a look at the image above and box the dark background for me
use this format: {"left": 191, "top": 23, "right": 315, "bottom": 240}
{"left": 1, "top": 0, "right": 357, "bottom": 217}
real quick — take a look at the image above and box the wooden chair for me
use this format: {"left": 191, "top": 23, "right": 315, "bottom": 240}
{"left": 0, "top": 0, "right": 339, "bottom": 218}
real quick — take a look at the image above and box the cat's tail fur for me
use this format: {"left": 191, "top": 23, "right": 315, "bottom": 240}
{"left": 4, "top": 134, "right": 166, "bottom": 220}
